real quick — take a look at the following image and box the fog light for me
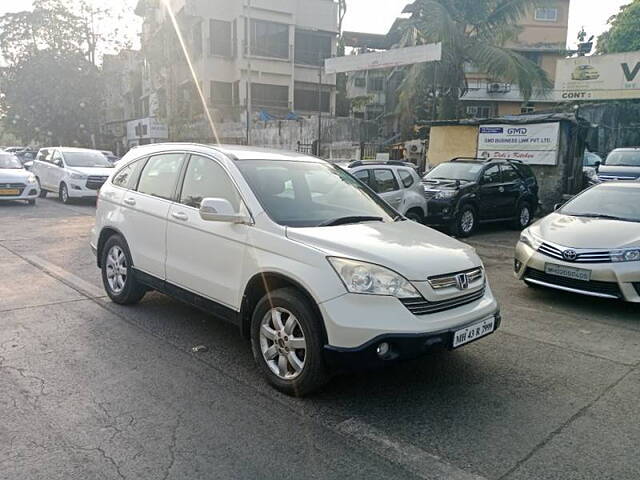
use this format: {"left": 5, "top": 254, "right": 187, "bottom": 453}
{"left": 514, "top": 259, "right": 522, "bottom": 273}
{"left": 376, "top": 342, "right": 390, "bottom": 357}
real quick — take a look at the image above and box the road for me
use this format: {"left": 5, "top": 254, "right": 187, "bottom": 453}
{"left": 1, "top": 197, "right": 639, "bottom": 480}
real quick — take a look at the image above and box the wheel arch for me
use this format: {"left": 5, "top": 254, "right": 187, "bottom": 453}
{"left": 96, "top": 226, "right": 128, "bottom": 268}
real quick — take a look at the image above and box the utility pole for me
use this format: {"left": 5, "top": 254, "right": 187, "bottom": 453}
{"left": 246, "top": 0, "right": 253, "bottom": 145}
{"left": 317, "top": 53, "right": 323, "bottom": 157}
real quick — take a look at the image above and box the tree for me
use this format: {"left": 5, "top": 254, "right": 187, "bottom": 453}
{"left": 396, "top": 0, "right": 552, "bottom": 124}
{"left": 597, "top": 1, "right": 640, "bottom": 54}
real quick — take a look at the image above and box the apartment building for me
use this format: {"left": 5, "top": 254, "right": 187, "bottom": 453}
{"left": 133, "top": 0, "right": 339, "bottom": 143}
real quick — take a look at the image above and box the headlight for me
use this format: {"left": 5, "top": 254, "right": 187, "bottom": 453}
{"left": 328, "top": 257, "right": 420, "bottom": 298}
{"left": 519, "top": 229, "right": 542, "bottom": 250}
{"left": 70, "top": 173, "right": 87, "bottom": 180}
{"left": 26, "top": 174, "right": 37, "bottom": 184}
{"left": 434, "top": 190, "right": 457, "bottom": 200}
{"left": 611, "top": 249, "right": 640, "bottom": 263}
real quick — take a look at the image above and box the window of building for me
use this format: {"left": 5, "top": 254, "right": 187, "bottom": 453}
{"left": 192, "top": 21, "right": 203, "bottom": 58}
{"left": 521, "top": 103, "right": 535, "bottom": 114}
{"left": 367, "top": 76, "right": 384, "bottom": 92}
{"left": 365, "top": 104, "right": 384, "bottom": 120}
{"left": 294, "top": 30, "right": 332, "bottom": 66}
{"left": 179, "top": 155, "right": 241, "bottom": 210}
{"left": 251, "top": 83, "right": 289, "bottom": 109}
{"left": 137, "top": 154, "right": 185, "bottom": 200}
{"left": 534, "top": 7, "right": 558, "bottom": 22}
{"left": 248, "top": 19, "right": 289, "bottom": 59}
{"left": 211, "top": 81, "right": 233, "bottom": 106}
{"left": 354, "top": 77, "right": 366, "bottom": 88}
{"left": 210, "top": 19, "right": 232, "bottom": 57}
{"left": 521, "top": 51, "right": 542, "bottom": 65}
{"left": 466, "top": 105, "right": 493, "bottom": 118}
{"left": 294, "top": 83, "right": 330, "bottom": 112}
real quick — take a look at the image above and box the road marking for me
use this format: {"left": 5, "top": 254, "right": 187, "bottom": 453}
{"left": 335, "top": 418, "right": 488, "bottom": 480}
{"left": 23, "top": 254, "right": 106, "bottom": 299}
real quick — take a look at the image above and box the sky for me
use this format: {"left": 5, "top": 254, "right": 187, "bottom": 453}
{"left": 0, "top": 0, "right": 631, "bottom": 50}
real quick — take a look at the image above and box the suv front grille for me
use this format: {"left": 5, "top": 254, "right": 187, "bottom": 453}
{"left": 401, "top": 288, "right": 486, "bottom": 316}
{"left": 524, "top": 268, "right": 622, "bottom": 298}
{"left": 86, "top": 176, "right": 109, "bottom": 190}
{"left": 538, "top": 242, "right": 611, "bottom": 264}
{"left": 428, "top": 267, "right": 484, "bottom": 290}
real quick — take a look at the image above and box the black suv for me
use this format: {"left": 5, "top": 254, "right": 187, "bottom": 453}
{"left": 422, "top": 158, "right": 539, "bottom": 237}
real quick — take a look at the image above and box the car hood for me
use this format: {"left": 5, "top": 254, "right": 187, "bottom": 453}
{"left": 68, "top": 166, "right": 115, "bottom": 177}
{"left": 0, "top": 168, "right": 30, "bottom": 183}
{"left": 287, "top": 221, "right": 482, "bottom": 281}
{"left": 598, "top": 165, "right": 640, "bottom": 179}
{"left": 531, "top": 213, "right": 640, "bottom": 249}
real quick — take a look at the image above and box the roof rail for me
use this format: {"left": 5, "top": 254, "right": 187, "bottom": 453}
{"left": 347, "top": 160, "right": 416, "bottom": 169}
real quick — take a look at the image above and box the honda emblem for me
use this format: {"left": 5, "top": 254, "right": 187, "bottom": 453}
{"left": 455, "top": 274, "right": 470, "bottom": 290}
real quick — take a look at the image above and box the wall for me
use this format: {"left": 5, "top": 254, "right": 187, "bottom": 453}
{"left": 427, "top": 126, "right": 479, "bottom": 167}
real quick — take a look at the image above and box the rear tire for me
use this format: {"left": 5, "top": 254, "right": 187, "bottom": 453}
{"left": 452, "top": 204, "right": 477, "bottom": 238}
{"left": 250, "top": 288, "right": 329, "bottom": 397}
{"left": 100, "top": 234, "right": 146, "bottom": 305}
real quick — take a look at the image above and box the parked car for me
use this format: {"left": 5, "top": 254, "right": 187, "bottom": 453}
{"left": 4, "top": 146, "right": 26, "bottom": 153}
{"left": 346, "top": 161, "right": 427, "bottom": 222}
{"left": 0, "top": 152, "right": 40, "bottom": 205}
{"left": 91, "top": 144, "right": 501, "bottom": 396}
{"left": 597, "top": 148, "right": 640, "bottom": 182}
{"left": 516, "top": 182, "right": 640, "bottom": 303}
{"left": 32, "top": 147, "right": 115, "bottom": 203}
{"left": 422, "top": 158, "right": 539, "bottom": 237}
{"left": 571, "top": 64, "right": 600, "bottom": 81}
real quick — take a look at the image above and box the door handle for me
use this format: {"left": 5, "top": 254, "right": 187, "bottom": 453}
{"left": 171, "top": 212, "right": 188, "bottom": 221}
{"left": 124, "top": 197, "right": 136, "bottom": 206}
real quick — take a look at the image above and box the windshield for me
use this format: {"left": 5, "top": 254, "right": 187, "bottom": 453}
{"left": 424, "top": 162, "right": 483, "bottom": 182}
{"left": 63, "top": 151, "right": 114, "bottom": 168}
{"left": 561, "top": 185, "right": 640, "bottom": 222}
{"left": 0, "top": 154, "right": 23, "bottom": 169}
{"left": 236, "top": 160, "right": 397, "bottom": 227}
{"left": 605, "top": 151, "right": 640, "bottom": 167}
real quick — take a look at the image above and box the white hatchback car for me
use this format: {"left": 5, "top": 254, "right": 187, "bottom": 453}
{"left": 32, "top": 147, "right": 115, "bottom": 203}
{"left": 347, "top": 161, "right": 428, "bottom": 222}
{"left": 91, "top": 144, "right": 500, "bottom": 395}
{"left": 0, "top": 152, "right": 40, "bottom": 205}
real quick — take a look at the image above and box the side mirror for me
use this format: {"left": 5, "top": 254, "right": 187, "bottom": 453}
{"left": 554, "top": 203, "right": 564, "bottom": 211}
{"left": 199, "top": 198, "right": 251, "bottom": 224}
{"left": 53, "top": 159, "right": 63, "bottom": 167}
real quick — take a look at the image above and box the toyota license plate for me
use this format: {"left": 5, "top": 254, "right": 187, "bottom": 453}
{"left": 545, "top": 263, "right": 591, "bottom": 282}
{"left": 453, "top": 317, "right": 495, "bottom": 348}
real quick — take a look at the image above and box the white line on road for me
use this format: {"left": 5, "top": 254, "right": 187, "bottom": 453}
{"left": 335, "top": 418, "right": 488, "bottom": 480}
{"left": 23, "top": 254, "right": 106, "bottom": 299}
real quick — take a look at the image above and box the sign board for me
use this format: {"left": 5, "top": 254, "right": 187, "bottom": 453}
{"left": 477, "top": 123, "right": 560, "bottom": 166}
{"left": 126, "top": 117, "right": 169, "bottom": 141}
{"left": 555, "top": 51, "right": 640, "bottom": 101}
{"left": 324, "top": 43, "right": 442, "bottom": 74}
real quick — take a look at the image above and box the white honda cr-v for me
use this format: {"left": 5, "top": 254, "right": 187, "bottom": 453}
{"left": 91, "top": 144, "right": 500, "bottom": 395}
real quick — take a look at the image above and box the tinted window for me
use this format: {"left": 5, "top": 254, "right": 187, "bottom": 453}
{"left": 137, "top": 153, "right": 184, "bottom": 200}
{"left": 372, "top": 169, "right": 399, "bottom": 193}
{"left": 502, "top": 165, "right": 521, "bottom": 182}
{"left": 63, "top": 151, "right": 113, "bottom": 168}
{"left": 179, "top": 155, "right": 241, "bottom": 210}
{"left": 398, "top": 169, "right": 415, "bottom": 188}
{"left": 482, "top": 165, "right": 502, "bottom": 184}
{"left": 425, "top": 162, "right": 483, "bottom": 182}
{"left": 112, "top": 159, "right": 146, "bottom": 190}
{"left": 353, "top": 170, "right": 371, "bottom": 187}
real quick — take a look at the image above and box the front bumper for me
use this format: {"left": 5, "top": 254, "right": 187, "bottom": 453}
{"left": 67, "top": 181, "right": 99, "bottom": 198}
{"left": 515, "top": 242, "right": 640, "bottom": 303}
{"left": 423, "top": 198, "right": 456, "bottom": 225}
{"left": 0, "top": 185, "right": 39, "bottom": 201}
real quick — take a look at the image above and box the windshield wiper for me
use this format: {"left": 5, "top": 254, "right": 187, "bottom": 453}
{"left": 571, "top": 213, "right": 639, "bottom": 222}
{"left": 319, "top": 216, "right": 384, "bottom": 227}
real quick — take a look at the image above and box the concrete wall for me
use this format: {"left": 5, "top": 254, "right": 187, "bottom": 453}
{"left": 427, "top": 126, "right": 479, "bottom": 167}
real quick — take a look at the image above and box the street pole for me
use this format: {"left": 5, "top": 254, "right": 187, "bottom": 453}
{"left": 246, "top": 0, "right": 253, "bottom": 145}
{"left": 317, "top": 55, "right": 323, "bottom": 157}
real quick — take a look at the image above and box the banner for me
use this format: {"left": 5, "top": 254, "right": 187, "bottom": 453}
{"left": 477, "top": 123, "right": 560, "bottom": 166}
{"left": 324, "top": 43, "right": 442, "bottom": 74}
{"left": 555, "top": 51, "right": 640, "bottom": 101}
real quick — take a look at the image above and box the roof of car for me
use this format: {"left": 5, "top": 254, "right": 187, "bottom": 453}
{"left": 610, "top": 148, "right": 640, "bottom": 152}
{"left": 58, "top": 147, "right": 104, "bottom": 153}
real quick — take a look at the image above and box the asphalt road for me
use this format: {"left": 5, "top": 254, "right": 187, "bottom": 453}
{"left": 1, "top": 197, "right": 639, "bottom": 480}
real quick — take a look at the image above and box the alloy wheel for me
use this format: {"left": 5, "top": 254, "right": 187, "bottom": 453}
{"left": 105, "top": 245, "right": 128, "bottom": 294}
{"left": 520, "top": 206, "right": 531, "bottom": 227}
{"left": 259, "top": 307, "right": 307, "bottom": 380}
{"left": 461, "top": 210, "right": 475, "bottom": 233}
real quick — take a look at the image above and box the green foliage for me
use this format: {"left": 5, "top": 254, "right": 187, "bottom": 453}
{"left": 396, "top": 0, "right": 552, "bottom": 125}
{"left": 597, "top": 1, "right": 640, "bottom": 54}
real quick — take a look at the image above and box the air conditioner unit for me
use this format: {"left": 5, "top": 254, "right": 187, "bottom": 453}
{"left": 487, "top": 83, "right": 510, "bottom": 94}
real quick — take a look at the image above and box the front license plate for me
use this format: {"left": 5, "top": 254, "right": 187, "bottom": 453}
{"left": 545, "top": 263, "right": 591, "bottom": 282}
{"left": 453, "top": 317, "right": 495, "bottom": 348}
{"left": 0, "top": 189, "right": 20, "bottom": 196}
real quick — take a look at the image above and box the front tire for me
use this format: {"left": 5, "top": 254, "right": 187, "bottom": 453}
{"left": 59, "top": 183, "right": 71, "bottom": 204}
{"left": 452, "top": 204, "right": 477, "bottom": 238}
{"left": 250, "top": 288, "right": 328, "bottom": 396}
{"left": 405, "top": 209, "right": 424, "bottom": 224}
{"left": 100, "top": 235, "right": 146, "bottom": 305}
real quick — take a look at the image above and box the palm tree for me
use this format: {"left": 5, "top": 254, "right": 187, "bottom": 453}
{"left": 396, "top": 0, "right": 553, "bottom": 126}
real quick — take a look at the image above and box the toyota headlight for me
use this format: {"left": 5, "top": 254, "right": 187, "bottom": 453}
{"left": 611, "top": 249, "right": 640, "bottom": 263}
{"left": 26, "top": 174, "right": 37, "bottom": 184}
{"left": 434, "top": 190, "right": 457, "bottom": 200}
{"left": 328, "top": 257, "right": 420, "bottom": 298}
{"left": 70, "top": 172, "right": 87, "bottom": 180}
{"left": 519, "top": 229, "right": 542, "bottom": 250}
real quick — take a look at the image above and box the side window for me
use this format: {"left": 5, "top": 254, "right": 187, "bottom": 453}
{"left": 179, "top": 155, "right": 241, "bottom": 210}
{"left": 398, "top": 169, "right": 415, "bottom": 188}
{"left": 52, "top": 151, "right": 63, "bottom": 166}
{"left": 112, "top": 159, "right": 146, "bottom": 190}
{"left": 353, "top": 169, "right": 371, "bottom": 188}
{"left": 502, "top": 165, "right": 521, "bottom": 183}
{"left": 137, "top": 153, "right": 184, "bottom": 200}
{"left": 481, "top": 165, "right": 501, "bottom": 185}
{"left": 372, "top": 169, "right": 399, "bottom": 193}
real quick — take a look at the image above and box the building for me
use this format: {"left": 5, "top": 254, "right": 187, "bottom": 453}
{"left": 133, "top": 0, "right": 339, "bottom": 143}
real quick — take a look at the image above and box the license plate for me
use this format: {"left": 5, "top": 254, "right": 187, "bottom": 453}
{"left": 0, "top": 189, "right": 20, "bottom": 196}
{"left": 453, "top": 317, "right": 495, "bottom": 348}
{"left": 545, "top": 263, "right": 591, "bottom": 282}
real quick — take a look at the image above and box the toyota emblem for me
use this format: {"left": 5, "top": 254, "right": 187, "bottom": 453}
{"left": 455, "top": 273, "right": 470, "bottom": 290}
{"left": 563, "top": 249, "right": 578, "bottom": 262}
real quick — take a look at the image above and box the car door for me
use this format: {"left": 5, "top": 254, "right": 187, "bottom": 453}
{"left": 499, "top": 164, "right": 525, "bottom": 217}
{"left": 477, "top": 164, "right": 503, "bottom": 220}
{"left": 121, "top": 152, "right": 186, "bottom": 279}
{"left": 371, "top": 168, "right": 403, "bottom": 210}
{"left": 165, "top": 153, "right": 248, "bottom": 310}
{"left": 49, "top": 150, "right": 67, "bottom": 192}
{"left": 33, "top": 150, "right": 52, "bottom": 188}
